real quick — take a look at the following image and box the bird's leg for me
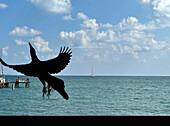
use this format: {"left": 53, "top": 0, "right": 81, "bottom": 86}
{"left": 40, "top": 79, "right": 47, "bottom": 98}
{"left": 47, "top": 84, "right": 52, "bottom": 99}
{"left": 42, "top": 86, "right": 47, "bottom": 98}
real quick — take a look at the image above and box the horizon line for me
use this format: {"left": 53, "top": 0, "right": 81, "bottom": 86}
{"left": 1, "top": 74, "right": 170, "bottom": 77}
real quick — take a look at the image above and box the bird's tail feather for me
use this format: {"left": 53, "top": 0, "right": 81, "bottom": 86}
{"left": 44, "top": 74, "right": 69, "bottom": 100}
{"left": 0, "top": 58, "right": 8, "bottom": 66}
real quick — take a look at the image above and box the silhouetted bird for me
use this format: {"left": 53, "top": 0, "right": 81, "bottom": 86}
{"left": 0, "top": 42, "right": 72, "bottom": 100}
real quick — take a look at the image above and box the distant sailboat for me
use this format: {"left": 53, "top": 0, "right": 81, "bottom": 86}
{"left": 90, "top": 67, "right": 94, "bottom": 78}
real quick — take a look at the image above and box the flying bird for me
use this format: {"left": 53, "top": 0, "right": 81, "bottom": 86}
{"left": 0, "top": 42, "right": 72, "bottom": 100}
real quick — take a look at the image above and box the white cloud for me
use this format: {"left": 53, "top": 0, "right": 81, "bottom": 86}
{"left": 114, "top": 16, "right": 157, "bottom": 31}
{"left": 60, "top": 12, "right": 170, "bottom": 60}
{"left": 47, "top": 54, "right": 58, "bottom": 59}
{"left": 60, "top": 13, "right": 99, "bottom": 48}
{"left": 96, "top": 30, "right": 115, "bottom": 42}
{"left": 0, "top": 3, "right": 8, "bottom": 9}
{"left": 112, "top": 44, "right": 119, "bottom": 52}
{"left": 15, "top": 39, "right": 27, "bottom": 45}
{"left": 61, "top": 13, "right": 155, "bottom": 49}
{"left": 21, "top": 51, "right": 25, "bottom": 55}
{"left": 118, "top": 45, "right": 140, "bottom": 59}
{"left": 100, "top": 23, "right": 114, "bottom": 28}
{"left": 63, "top": 14, "right": 74, "bottom": 21}
{"left": 133, "top": 45, "right": 143, "bottom": 51}
{"left": 24, "top": 55, "right": 29, "bottom": 60}
{"left": 78, "top": 13, "right": 99, "bottom": 31}
{"left": 81, "top": 18, "right": 99, "bottom": 31}
{"left": 138, "top": 0, "right": 150, "bottom": 4}
{"left": 60, "top": 30, "right": 91, "bottom": 48}
{"left": 2, "top": 46, "right": 9, "bottom": 56}
{"left": 9, "top": 26, "right": 42, "bottom": 36}
{"left": 30, "top": 36, "right": 53, "bottom": 52}
{"left": 29, "top": 0, "right": 71, "bottom": 14}
{"left": 77, "top": 12, "right": 88, "bottom": 20}
{"left": 139, "top": 0, "right": 170, "bottom": 28}
{"left": 61, "top": 13, "right": 156, "bottom": 48}
{"left": 152, "top": 0, "right": 170, "bottom": 18}
{"left": 151, "top": 38, "right": 167, "bottom": 50}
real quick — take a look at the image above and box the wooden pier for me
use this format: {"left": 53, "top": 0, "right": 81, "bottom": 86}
{"left": 0, "top": 78, "right": 30, "bottom": 88}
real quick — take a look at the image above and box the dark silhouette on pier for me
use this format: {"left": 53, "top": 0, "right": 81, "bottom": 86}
{"left": 0, "top": 42, "right": 72, "bottom": 100}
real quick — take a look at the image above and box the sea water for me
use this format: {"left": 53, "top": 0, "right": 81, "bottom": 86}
{"left": 0, "top": 75, "right": 169, "bottom": 115}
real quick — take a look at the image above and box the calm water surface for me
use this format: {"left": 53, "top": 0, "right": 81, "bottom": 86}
{"left": 0, "top": 76, "right": 169, "bottom": 115}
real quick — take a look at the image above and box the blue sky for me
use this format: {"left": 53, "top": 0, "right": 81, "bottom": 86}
{"left": 1, "top": 0, "right": 170, "bottom": 75}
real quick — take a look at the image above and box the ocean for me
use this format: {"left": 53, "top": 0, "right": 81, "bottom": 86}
{"left": 0, "top": 75, "right": 169, "bottom": 115}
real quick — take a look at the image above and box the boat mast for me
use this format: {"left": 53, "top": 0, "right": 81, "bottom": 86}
{"left": 91, "top": 66, "right": 94, "bottom": 77}
{"left": 92, "top": 66, "right": 93, "bottom": 76}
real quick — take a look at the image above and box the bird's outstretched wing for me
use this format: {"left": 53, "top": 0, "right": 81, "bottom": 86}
{"left": 0, "top": 58, "right": 36, "bottom": 77}
{"left": 42, "top": 47, "right": 72, "bottom": 74}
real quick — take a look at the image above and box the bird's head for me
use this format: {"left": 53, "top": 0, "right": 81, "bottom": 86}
{"left": 29, "top": 42, "right": 35, "bottom": 53}
{"left": 28, "top": 42, "right": 38, "bottom": 61}
{"left": 29, "top": 42, "right": 34, "bottom": 49}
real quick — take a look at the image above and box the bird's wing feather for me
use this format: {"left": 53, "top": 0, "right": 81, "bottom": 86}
{"left": 0, "top": 58, "right": 36, "bottom": 76}
{"left": 9, "top": 64, "right": 37, "bottom": 77}
{"left": 42, "top": 47, "right": 72, "bottom": 74}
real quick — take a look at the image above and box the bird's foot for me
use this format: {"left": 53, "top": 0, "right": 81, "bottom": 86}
{"left": 47, "top": 94, "right": 50, "bottom": 99}
{"left": 47, "top": 89, "right": 51, "bottom": 99}
{"left": 42, "top": 92, "right": 47, "bottom": 98}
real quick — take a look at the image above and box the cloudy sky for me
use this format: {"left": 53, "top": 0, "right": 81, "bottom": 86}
{"left": 1, "top": 0, "right": 170, "bottom": 75}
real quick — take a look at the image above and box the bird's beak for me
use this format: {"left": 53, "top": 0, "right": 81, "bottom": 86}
{"left": 29, "top": 42, "right": 33, "bottom": 49}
